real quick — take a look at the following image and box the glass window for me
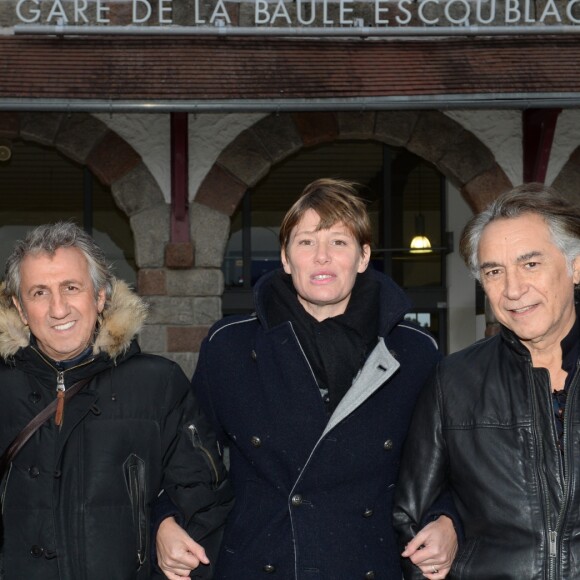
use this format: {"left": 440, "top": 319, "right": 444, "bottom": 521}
{"left": 0, "top": 140, "right": 136, "bottom": 285}
{"left": 222, "top": 140, "right": 448, "bottom": 349}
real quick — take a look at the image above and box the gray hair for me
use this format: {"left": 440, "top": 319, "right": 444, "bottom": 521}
{"left": 459, "top": 183, "right": 580, "bottom": 282}
{"left": 4, "top": 222, "right": 114, "bottom": 305}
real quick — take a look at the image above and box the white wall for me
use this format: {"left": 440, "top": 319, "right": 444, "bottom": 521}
{"left": 447, "top": 109, "right": 522, "bottom": 186}
{"left": 547, "top": 109, "right": 580, "bottom": 186}
{"left": 93, "top": 109, "right": 580, "bottom": 352}
{"left": 95, "top": 112, "right": 266, "bottom": 203}
{"left": 446, "top": 182, "right": 479, "bottom": 353}
{"left": 94, "top": 112, "right": 171, "bottom": 199}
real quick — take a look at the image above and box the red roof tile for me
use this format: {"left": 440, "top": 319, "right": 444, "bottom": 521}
{"left": 1, "top": 35, "right": 579, "bottom": 108}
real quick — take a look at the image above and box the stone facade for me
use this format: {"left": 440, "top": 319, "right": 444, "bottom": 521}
{"left": 4, "top": 106, "right": 580, "bottom": 376}
{"left": 0, "top": 108, "right": 517, "bottom": 377}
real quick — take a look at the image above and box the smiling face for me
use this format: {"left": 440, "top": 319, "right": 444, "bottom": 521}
{"left": 479, "top": 213, "right": 580, "bottom": 354}
{"left": 13, "top": 246, "right": 106, "bottom": 362}
{"left": 281, "top": 208, "right": 370, "bottom": 321}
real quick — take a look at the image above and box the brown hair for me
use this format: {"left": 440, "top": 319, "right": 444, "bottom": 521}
{"left": 279, "top": 178, "right": 372, "bottom": 252}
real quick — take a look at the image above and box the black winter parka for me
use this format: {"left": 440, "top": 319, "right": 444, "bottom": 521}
{"left": 0, "top": 280, "right": 233, "bottom": 580}
{"left": 393, "top": 323, "right": 580, "bottom": 580}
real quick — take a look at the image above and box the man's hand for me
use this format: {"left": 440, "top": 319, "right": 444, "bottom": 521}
{"left": 401, "top": 515, "right": 458, "bottom": 579}
{"left": 157, "top": 517, "right": 210, "bottom": 580}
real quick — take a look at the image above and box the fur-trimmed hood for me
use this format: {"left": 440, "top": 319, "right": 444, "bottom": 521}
{"left": 0, "top": 278, "right": 148, "bottom": 361}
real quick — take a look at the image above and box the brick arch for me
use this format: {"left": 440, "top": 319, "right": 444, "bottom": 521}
{"left": 0, "top": 111, "right": 168, "bottom": 269}
{"left": 195, "top": 110, "right": 513, "bottom": 217}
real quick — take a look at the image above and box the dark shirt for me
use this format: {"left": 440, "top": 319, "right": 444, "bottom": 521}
{"left": 552, "top": 315, "right": 580, "bottom": 453}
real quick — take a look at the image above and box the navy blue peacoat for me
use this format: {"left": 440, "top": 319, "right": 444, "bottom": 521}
{"left": 192, "top": 268, "right": 440, "bottom": 580}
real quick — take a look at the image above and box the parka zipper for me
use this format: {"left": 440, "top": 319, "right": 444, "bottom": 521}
{"left": 31, "top": 346, "right": 95, "bottom": 428}
{"left": 187, "top": 424, "right": 220, "bottom": 487}
{"left": 55, "top": 371, "right": 65, "bottom": 426}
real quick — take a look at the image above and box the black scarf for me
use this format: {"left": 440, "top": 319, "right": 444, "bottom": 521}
{"left": 266, "top": 269, "right": 380, "bottom": 414}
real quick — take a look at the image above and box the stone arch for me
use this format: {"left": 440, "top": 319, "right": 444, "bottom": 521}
{"left": 552, "top": 146, "right": 580, "bottom": 203}
{"left": 0, "top": 111, "right": 169, "bottom": 270}
{"left": 191, "top": 110, "right": 514, "bottom": 357}
{"left": 0, "top": 111, "right": 206, "bottom": 372}
{"left": 194, "top": 110, "right": 513, "bottom": 218}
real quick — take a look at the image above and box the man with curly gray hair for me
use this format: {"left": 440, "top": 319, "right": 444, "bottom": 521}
{"left": 0, "top": 222, "right": 233, "bottom": 580}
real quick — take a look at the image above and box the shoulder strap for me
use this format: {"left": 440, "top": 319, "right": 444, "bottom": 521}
{"left": 0, "top": 376, "right": 92, "bottom": 480}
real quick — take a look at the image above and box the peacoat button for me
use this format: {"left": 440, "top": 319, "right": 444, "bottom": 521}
{"left": 251, "top": 350, "right": 257, "bottom": 361}
{"left": 363, "top": 508, "right": 373, "bottom": 518}
{"left": 250, "top": 436, "right": 262, "bottom": 448}
{"left": 365, "top": 571, "right": 375, "bottom": 579}
{"left": 263, "top": 564, "right": 275, "bottom": 573}
{"left": 291, "top": 494, "right": 303, "bottom": 506}
{"left": 28, "top": 466, "right": 40, "bottom": 478}
{"left": 30, "top": 545, "right": 44, "bottom": 558}
{"left": 28, "top": 392, "right": 41, "bottom": 404}
{"left": 383, "top": 439, "right": 394, "bottom": 450}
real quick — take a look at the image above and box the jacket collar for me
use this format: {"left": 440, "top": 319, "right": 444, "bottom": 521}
{"left": 252, "top": 267, "right": 411, "bottom": 338}
{"left": 0, "top": 278, "right": 148, "bottom": 363}
{"left": 499, "top": 302, "right": 580, "bottom": 362}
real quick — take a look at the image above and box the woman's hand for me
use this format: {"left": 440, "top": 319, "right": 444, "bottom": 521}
{"left": 156, "top": 517, "right": 210, "bottom": 580}
{"left": 401, "top": 515, "right": 458, "bottom": 579}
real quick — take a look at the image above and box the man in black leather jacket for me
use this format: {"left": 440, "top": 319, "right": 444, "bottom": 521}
{"left": 393, "top": 183, "right": 580, "bottom": 579}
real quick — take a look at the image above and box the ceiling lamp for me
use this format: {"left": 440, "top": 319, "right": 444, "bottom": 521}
{"left": 410, "top": 213, "right": 432, "bottom": 254}
{"left": 0, "top": 141, "right": 11, "bottom": 163}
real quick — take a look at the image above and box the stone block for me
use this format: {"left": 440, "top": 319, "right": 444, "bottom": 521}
{"left": 173, "top": 0, "right": 238, "bottom": 25}
{"left": 552, "top": 147, "right": 580, "bottom": 204}
{"left": 165, "top": 242, "right": 195, "bottom": 269}
{"left": 190, "top": 201, "right": 230, "bottom": 267}
{"left": 437, "top": 129, "right": 496, "bottom": 186}
{"left": 145, "top": 296, "right": 195, "bottom": 325}
{"left": 193, "top": 297, "right": 222, "bottom": 325}
{"left": 19, "top": 113, "right": 64, "bottom": 146}
{"left": 252, "top": 114, "right": 303, "bottom": 164}
{"left": 218, "top": 128, "right": 272, "bottom": 186}
{"left": 138, "top": 323, "right": 167, "bottom": 353}
{"left": 108, "top": 1, "right": 133, "bottom": 24}
{"left": 196, "top": 165, "right": 247, "bottom": 217}
{"left": 111, "top": 162, "right": 164, "bottom": 216}
{"left": 166, "top": 268, "right": 224, "bottom": 296}
{"left": 55, "top": 114, "right": 109, "bottom": 164}
{"left": 167, "top": 326, "right": 210, "bottom": 352}
{"left": 338, "top": 112, "right": 376, "bottom": 140}
{"left": 374, "top": 111, "right": 420, "bottom": 147}
{"left": 137, "top": 269, "right": 167, "bottom": 296}
{"left": 462, "top": 164, "right": 513, "bottom": 213}
{"left": 0, "top": 2, "right": 15, "bottom": 26}
{"left": 87, "top": 130, "right": 142, "bottom": 187}
{"left": 131, "top": 204, "right": 170, "bottom": 268}
{"left": 291, "top": 112, "right": 339, "bottom": 147}
{"left": 162, "top": 352, "right": 198, "bottom": 379}
{"left": 407, "top": 111, "right": 465, "bottom": 163}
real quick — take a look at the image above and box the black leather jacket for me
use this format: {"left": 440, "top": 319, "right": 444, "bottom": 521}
{"left": 393, "top": 323, "right": 580, "bottom": 580}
